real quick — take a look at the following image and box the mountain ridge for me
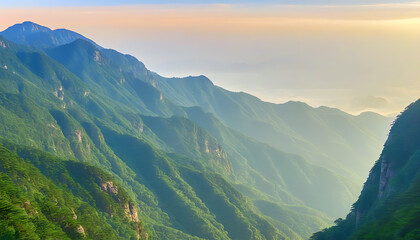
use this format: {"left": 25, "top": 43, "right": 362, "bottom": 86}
{"left": 0, "top": 31, "right": 316, "bottom": 239}
{"left": 1, "top": 21, "right": 102, "bottom": 49}
{"left": 0, "top": 21, "right": 395, "bottom": 239}
{"left": 311, "top": 98, "right": 420, "bottom": 240}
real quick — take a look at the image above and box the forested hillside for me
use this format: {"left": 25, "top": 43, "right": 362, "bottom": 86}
{"left": 0, "top": 140, "right": 147, "bottom": 240}
{"left": 0, "top": 21, "right": 393, "bottom": 239}
{"left": 311, "top": 99, "right": 420, "bottom": 240}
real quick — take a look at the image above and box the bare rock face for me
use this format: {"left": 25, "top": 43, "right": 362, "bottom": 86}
{"left": 77, "top": 225, "right": 85, "bottom": 237}
{"left": 124, "top": 202, "right": 149, "bottom": 240}
{"left": 378, "top": 155, "right": 394, "bottom": 199}
{"left": 74, "top": 130, "right": 82, "bottom": 143}
{"left": 377, "top": 133, "right": 396, "bottom": 199}
{"left": 100, "top": 181, "right": 118, "bottom": 195}
{"left": 0, "top": 40, "right": 7, "bottom": 48}
{"left": 124, "top": 201, "right": 139, "bottom": 222}
{"left": 53, "top": 86, "right": 64, "bottom": 100}
{"left": 94, "top": 50, "right": 101, "bottom": 62}
{"left": 124, "top": 201, "right": 148, "bottom": 240}
{"left": 197, "top": 137, "right": 233, "bottom": 175}
{"left": 204, "top": 139, "right": 210, "bottom": 153}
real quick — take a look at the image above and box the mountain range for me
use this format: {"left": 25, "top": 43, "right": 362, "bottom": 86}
{"left": 0, "top": 21, "right": 394, "bottom": 239}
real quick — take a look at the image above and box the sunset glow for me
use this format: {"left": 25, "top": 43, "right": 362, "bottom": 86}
{"left": 1, "top": 2, "right": 419, "bottom": 115}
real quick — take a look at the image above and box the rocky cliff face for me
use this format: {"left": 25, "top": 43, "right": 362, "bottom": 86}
{"left": 377, "top": 154, "right": 395, "bottom": 199}
{"left": 311, "top": 99, "right": 420, "bottom": 239}
{"left": 100, "top": 181, "right": 119, "bottom": 195}
{"left": 98, "top": 180, "right": 147, "bottom": 239}
{"left": 124, "top": 201, "right": 139, "bottom": 222}
{"left": 200, "top": 138, "right": 233, "bottom": 174}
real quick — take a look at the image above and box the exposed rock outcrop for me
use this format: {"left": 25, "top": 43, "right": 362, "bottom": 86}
{"left": 72, "top": 209, "right": 78, "bottom": 220}
{"left": 53, "top": 86, "right": 64, "bottom": 100}
{"left": 74, "top": 130, "right": 82, "bottom": 143}
{"left": 0, "top": 40, "right": 7, "bottom": 48}
{"left": 94, "top": 50, "right": 101, "bottom": 62}
{"left": 124, "top": 201, "right": 139, "bottom": 222}
{"left": 100, "top": 181, "right": 118, "bottom": 195}
{"left": 77, "top": 225, "right": 85, "bottom": 237}
{"left": 378, "top": 154, "right": 394, "bottom": 199}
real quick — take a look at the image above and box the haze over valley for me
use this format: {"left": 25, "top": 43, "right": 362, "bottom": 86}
{"left": 0, "top": 1, "right": 419, "bottom": 240}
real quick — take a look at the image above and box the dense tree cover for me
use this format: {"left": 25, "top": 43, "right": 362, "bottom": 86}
{"left": 311, "top": 99, "right": 420, "bottom": 240}
{"left": 0, "top": 21, "right": 394, "bottom": 239}
{"left": 0, "top": 141, "right": 147, "bottom": 239}
{"left": 151, "top": 75, "right": 391, "bottom": 182}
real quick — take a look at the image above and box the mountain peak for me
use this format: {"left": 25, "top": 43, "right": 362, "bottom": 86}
{"left": 4, "top": 21, "right": 51, "bottom": 34}
{"left": 1, "top": 21, "right": 101, "bottom": 49}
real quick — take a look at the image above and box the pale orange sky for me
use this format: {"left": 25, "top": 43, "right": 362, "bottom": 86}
{"left": 1, "top": 3, "right": 420, "bottom": 115}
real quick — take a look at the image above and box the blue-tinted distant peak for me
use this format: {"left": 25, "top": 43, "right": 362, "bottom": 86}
{"left": 0, "top": 21, "right": 102, "bottom": 49}
{"left": 3, "top": 21, "right": 51, "bottom": 35}
{"left": 18, "top": 21, "right": 50, "bottom": 30}
{"left": 21, "top": 21, "right": 51, "bottom": 30}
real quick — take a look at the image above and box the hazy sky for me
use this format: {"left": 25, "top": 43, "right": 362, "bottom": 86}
{"left": 1, "top": 1, "right": 420, "bottom": 116}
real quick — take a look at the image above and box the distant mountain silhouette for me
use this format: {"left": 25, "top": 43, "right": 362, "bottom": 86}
{"left": 1, "top": 21, "right": 101, "bottom": 49}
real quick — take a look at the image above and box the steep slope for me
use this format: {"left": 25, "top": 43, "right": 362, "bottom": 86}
{"left": 3, "top": 21, "right": 392, "bottom": 180}
{"left": 0, "top": 22, "right": 393, "bottom": 239}
{"left": 45, "top": 39, "right": 182, "bottom": 117}
{"left": 152, "top": 75, "right": 391, "bottom": 181}
{"left": 83, "top": 40, "right": 391, "bottom": 182}
{"left": 311, "top": 99, "right": 420, "bottom": 240}
{"left": 141, "top": 115, "right": 234, "bottom": 178}
{"left": 0, "top": 140, "right": 147, "bottom": 240}
{"left": 102, "top": 129, "right": 286, "bottom": 240}
{"left": 125, "top": 114, "right": 341, "bottom": 236}
{"left": 42, "top": 36, "right": 358, "bottom": 217}
{"left": 0, "top": 35, "right": 291, "bottom": 239}
{"left": 1, "top": 22, "right": 391, "bottom": 184}
{"left": 182, "top": 107, "right": 359, "bottom": 218}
